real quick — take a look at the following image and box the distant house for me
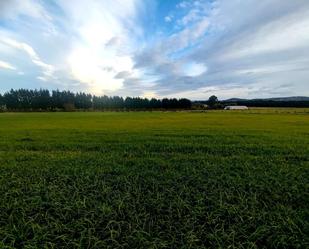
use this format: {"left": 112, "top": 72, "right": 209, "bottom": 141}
{"left": 224, "top": 106, "right": 248, "bottom": 110}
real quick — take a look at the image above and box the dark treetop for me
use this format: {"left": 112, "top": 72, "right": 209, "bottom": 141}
{"left": 0, "top": 89, "right": 192, "bottom": 111}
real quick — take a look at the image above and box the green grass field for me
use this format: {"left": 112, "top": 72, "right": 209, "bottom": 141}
{"left": 0, "top": 110, "right": 308, "bottom": 248}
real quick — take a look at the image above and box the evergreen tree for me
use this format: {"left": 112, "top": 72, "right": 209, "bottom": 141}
{"left": 0, "top": 88, "right": 193, "bottom": 111}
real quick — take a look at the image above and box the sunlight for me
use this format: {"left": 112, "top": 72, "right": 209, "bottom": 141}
{"left": 68, "top": 46, "right": 134, "bottom": 94}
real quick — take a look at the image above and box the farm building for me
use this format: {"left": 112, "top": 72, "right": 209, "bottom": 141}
{"left": 224, "top": 106, "right": 248, "bottom": 110}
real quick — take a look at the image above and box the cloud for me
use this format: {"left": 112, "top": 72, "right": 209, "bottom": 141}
{"left": 0, "top": 60, "right": 16, "bottom": 70}
{"left": 0, "top": 0, "right": 308, "bottom": 98}
{"left": 0, "top": 36, "right": 55, "bottom": 79}
{"left": 185, "top": 0, "right": 309, "bottom": 97}
{"left": 0, "top": 0, "right": 148, "bottom": 94}
{"left": 0, "top": 0, "right": 48, "bottom": 20}
{"left": 105, "top": 37, "right": 122, "bottom": 48}
{"left": 183, "top": 62, "right": 207, "bottom": 77}
{"left": 130, "top": 0, "right": 309, "bottom": 98}
{"left": 53, "top": 0, "right": 145, "bottom": 94}
{"left": 165, "top": 15, "right": 173, "bottom": 23}
{"left": 177, "top": 1, "right": 190, "bottom": 9}
{"left": 0, "top": 0, "right": 56, "bottom": 37}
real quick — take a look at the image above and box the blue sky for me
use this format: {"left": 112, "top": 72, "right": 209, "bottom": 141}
{"left": 0, "top": 0, "right": 308, "bottom": 99}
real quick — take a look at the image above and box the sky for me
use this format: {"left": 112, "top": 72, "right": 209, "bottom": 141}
{"left": 0, "top": 0, "right": 309, "bottom": 100}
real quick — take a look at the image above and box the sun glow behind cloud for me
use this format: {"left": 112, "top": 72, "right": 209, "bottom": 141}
{"left": 68, "top": 47, "right": 134, "bottom": 93}
{"left": 55, "top": 0, "right": 143, "bottom": 94}
{"left": 0, "top": 0, "right": 309, "bottom": 98}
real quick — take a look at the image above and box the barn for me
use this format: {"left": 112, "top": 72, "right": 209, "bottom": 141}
{"left": 224, "top": 106, "right": 249, "bottom": 110}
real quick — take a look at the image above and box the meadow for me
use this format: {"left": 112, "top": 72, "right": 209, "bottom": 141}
{"left": 0, "top": 109, "right": 308, "bottom": 248}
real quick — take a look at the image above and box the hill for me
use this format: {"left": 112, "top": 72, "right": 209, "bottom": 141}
{"left": 223, "top": 96, "right": 309, "bottom": 102}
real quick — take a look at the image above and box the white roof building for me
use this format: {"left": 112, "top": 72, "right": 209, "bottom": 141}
{"left": 224, "top": 106, "right": 248, "bottom": 110}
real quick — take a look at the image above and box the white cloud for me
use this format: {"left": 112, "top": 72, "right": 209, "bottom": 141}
{"left": 0, "top": 0, "right": 49, "bottom": 20}
{"left": 178, "top": 9, "right": 199, "bottom": 26}
{"left": 0, "top": 0, "right": 56, "bottom": 37}
{"left": 165, "top": 15, "right": 173, "bottom": 22}
{"left": 184, "top": 62, "right": 207, "bottom": 77}
{"left": 133, "top": 0, "right": 309, "bottom": 98}
{"left": 37, "top": 76, "right": 48, "bottom": 82}
{"left": 53, "top": 0, "right": 144, "bottom": 94}
{"left": 0, "top": 60, "right": 16, "bottom": 70}
{"left": 0, "top": 37, "right": 55, "bottom": 79}
{"left": 68, "top": 47, "right": 134, "bottom": 93}
{"left": 177, "top": 1, "right": 189, "bottom": 9}
{"left": 0, "top": 0, "right": 309, "bottom": 98}
{"left": 221, "top": 10, "right": 309, "bottom": 60}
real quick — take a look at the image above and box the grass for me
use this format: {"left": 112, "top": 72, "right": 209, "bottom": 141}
{"left": 0, "top": 110, "right": 308, "bottom": 248}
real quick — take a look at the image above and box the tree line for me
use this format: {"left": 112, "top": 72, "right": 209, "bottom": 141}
{"left": 195, "top": 95, "right": 309, "bottom": 108}
{"left": 0, "top": 89, "right": 192, "bottom": 111}
{"left": 226, "top": 100, "right": 309, "bottom": 108}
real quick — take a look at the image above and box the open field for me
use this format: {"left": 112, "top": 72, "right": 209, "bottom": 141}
{"left": 0, "top": 110, "right": 308, "bottom": 248}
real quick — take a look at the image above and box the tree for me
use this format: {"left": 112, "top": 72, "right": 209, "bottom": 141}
{"left": 150, "top": 98, "right": 162, "bottom": 109}
{"left": 179, "top": 98, "right": 192, "bottom": 109}
{"left": 0, "top": 93, "right": 4, "bottom": 110}
{"left": 4, "top": 89, "right": 19, "bottom": 110}
{"left": 0, "top": 88, "right": 193, "bottom": 111}
{"left": 207, "top": 95, "right": 219, "bottom": 109}
{"left": 75, "top": 92, "right": 92, "bottom": 109}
